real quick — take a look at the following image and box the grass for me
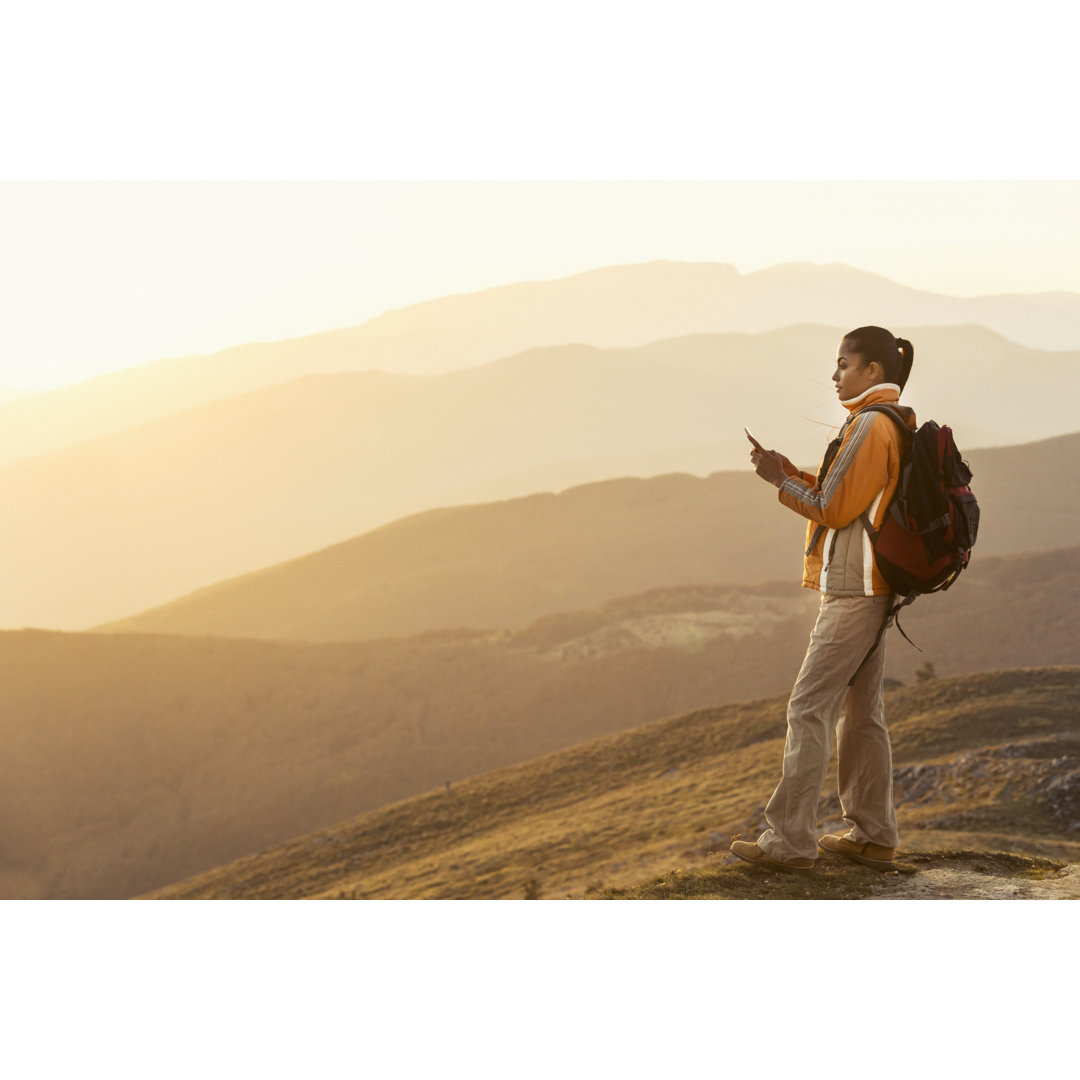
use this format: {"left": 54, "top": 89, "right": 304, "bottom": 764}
{"left": 579, "top": 849, "right": 1067, "bottom": 900}
{"left": 584, "top": 857, "right": 893, "bottom": 900}
{"left": 8, "top": 583, "right": 1080, "bottom": 900}
{"left": 145, "top": 666, "right": 1080, "bottom": 901}
{"left": 580, "top": 849, "right": 1066, "bottom": 900}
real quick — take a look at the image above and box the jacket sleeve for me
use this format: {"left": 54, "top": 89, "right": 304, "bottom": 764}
{"left": 780, "top": 458, "right": 816, "bottom": 485}
{"left": 776, "top": 412, "right": 891, "bottom": 529}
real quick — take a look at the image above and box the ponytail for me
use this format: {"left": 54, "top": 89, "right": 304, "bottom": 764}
{"left": 843, "top": 326, "right": 914, "bottom": 392}
{"left": 894, "top": 337, "right": 914, "bottom": 391}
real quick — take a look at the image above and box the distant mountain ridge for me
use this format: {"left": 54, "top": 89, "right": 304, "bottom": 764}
{"left": 5, "top": 322, "right": 1078, "bottom": 631}
{"left": 4, "top": 258, "right": 1080, "bottom": 468}
{"left": 100, "top": 429, "right": 1080, "bottom": 643}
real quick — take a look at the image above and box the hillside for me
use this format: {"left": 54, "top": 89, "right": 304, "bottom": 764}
{"left": 10, "top": 544, "right": 1080, "bottom": 900}
{"left": 97, "top": 472, "right": 802, "bottom": 640}
{"left": 102, "top": 429, "right": 1080, "bottom": 643}
{"left": 8, "top": 322, "right": 1073, "bottom": 632}
{"left": 4, "top": 258, "right": 1080, "bottom": 468}
{"left": 143, "top": 667, "right": 1080, "bottom": 900}
{"left": 0, "top": 599, "right": 814, "bottom": 901}
{"left": 587, "top": 851, "right": 1079, "bottom": 900}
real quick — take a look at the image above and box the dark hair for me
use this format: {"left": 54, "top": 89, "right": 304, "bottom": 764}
{"left": 843, "top": 326, "right": 914, "bottom": 391}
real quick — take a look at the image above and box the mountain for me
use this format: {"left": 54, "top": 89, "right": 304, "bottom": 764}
{"left": 0, "top": 335, "right": 803, "bottom": 630}
{"left": 1, "top": 588, "right": 812, "bottom": 900}
{"left": 4, "top": 258, "right": 1080, "bottom": 468}
{"left": 9, "top": 543, "right": 1080, "bottom": 899}
{"left": 100, "top": 428, "right": 1080, "bottom": 643}
{"left": 94, "top": 473, "right": 801, "bottom": 640}
{"left": 142, "top": 667, "right": 1080, "bottom": 899}
{"left": 7, "top": 321, "right": 1080, "bottom": 632}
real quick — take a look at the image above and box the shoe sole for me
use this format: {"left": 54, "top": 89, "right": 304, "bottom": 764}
{"left": 818, "top": 840, "right": 893, "bottom": 869}
{"left": 730, "top": 848, "right": 815, "bottom": 873}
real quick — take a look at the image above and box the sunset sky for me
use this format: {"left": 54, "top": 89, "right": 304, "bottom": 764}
{"left": 4, "top": 4, "right": 1077, "bottom": 392}
{"left": 4, "top": 180, "right": 1080, "bottom": 391}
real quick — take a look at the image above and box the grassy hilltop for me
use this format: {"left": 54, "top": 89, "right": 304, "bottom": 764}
{"left": 145, "top": 667, "right": 1080, "bottom": 900}
{"left": 7, "top": 550, "right": 1080, "bottom": 901}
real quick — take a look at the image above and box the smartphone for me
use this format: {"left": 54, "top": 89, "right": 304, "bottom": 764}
{"left": 744, "top": 426, "right": 763, "bottom": 449}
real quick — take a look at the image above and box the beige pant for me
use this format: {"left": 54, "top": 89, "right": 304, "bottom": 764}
{"left": 756, "top": 593, "right": 901, "bottom": 863}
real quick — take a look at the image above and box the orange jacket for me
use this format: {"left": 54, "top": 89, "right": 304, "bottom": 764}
{"left": 777, "top": 384, "right": 917, "bottom": 596}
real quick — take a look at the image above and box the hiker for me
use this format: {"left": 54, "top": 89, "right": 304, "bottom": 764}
{"left": 731, "top": 326, "right": 916, "bottom": 872}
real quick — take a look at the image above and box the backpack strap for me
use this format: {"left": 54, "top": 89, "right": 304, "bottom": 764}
{"left": 810, "top": 406, "right": 914, "bottom": 567}
{"left": 847, "top": 593, "right": 921, "bottom": 687}
{"left": 854, "top": 403, "right": 913, "bottom": 545}
{"left": 858, "top": 509, "right": 878, "bottom": 544}
{"left": 858, "top": 402, "right": 914, "bottom": 442}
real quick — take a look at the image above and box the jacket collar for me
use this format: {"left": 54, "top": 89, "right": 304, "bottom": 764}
{"left": 840, "top": 383, "right": 902, "bottom": 412}
{"left": 839, "top": 382, "right": 917, "bottom": 433}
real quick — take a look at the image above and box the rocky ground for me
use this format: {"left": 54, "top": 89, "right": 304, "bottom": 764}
{"left": 864, "top": 855, "right": 1080, "bottom": 900}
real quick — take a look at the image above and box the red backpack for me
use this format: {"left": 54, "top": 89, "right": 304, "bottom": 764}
{"left": 850, "top": 404, "right": 980, "bottom": 683}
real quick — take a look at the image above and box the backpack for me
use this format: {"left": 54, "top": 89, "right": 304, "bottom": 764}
{"left": 848, "top": 404, "right": 980, "bottom": 684}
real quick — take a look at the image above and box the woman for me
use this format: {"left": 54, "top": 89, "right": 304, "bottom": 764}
{"left": 731, "top": 326, "right": 915, "bottom": 871}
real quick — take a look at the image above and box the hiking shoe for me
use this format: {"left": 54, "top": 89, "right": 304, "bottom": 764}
{"left": 818, "top": 834, "right": 894, "bottom": 868}
{"left": 729, "top": 839, "right": 814, "bottom": 872}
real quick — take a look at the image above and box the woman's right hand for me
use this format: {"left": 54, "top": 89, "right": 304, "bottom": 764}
{"left": 750, "top": 446, "right": 789, "bottom": 487}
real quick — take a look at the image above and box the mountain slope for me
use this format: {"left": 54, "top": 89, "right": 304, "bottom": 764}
{"left": 9, "top": 543, "right": 1080, "bottom": 899}
{"left": 142, "top": 667, "right": 1080, "bottom": 900}
{"left": 96, "top": 472, "right": 802, "bottom": 640}
{"left": 4, "top": 258, "right": 1080, "bottom": 468}
{"left": 101, "top": 428, "right": 1080, "bottom": 643}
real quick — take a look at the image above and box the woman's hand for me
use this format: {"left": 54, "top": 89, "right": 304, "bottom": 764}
{"left": 750, "top": 447, "right": 789, "bottom": 486}
{"left": 746, "top": 430, "right": 791, "bottom": 487}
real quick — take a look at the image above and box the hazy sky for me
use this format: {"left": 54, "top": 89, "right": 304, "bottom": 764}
{"left": 4, "top": 180, "right": 1080, "bottom": 391}
{"left": 3, "top": 3, "right": 1077, "bottom": 394}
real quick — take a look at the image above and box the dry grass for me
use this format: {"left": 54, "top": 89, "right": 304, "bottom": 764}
{"left": 582, "top": 850, "right": 1065, "bottom": 901}
{"left": 8, "top": 583, "right": 1080, "bottom": 899}
{"left": 145, "top": 666, "right": 1080, "bottom": 900}
{"left": 8, "top": 535, "right": 1080, "bottom": 902}
{"left": 0, "top": 619, "right": 807, "bottom": 899}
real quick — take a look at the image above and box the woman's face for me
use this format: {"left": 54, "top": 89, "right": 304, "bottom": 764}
{"left": 832, "top": 340, "right": 883, "bottom": 401}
